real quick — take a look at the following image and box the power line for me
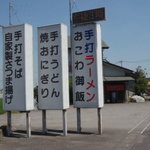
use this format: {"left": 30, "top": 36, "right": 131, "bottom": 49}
{"left": 116, "top": 59, "right": 150, "bottom": 66}
{"left": 115, "top": 59, "right": 150, "bottom": 68}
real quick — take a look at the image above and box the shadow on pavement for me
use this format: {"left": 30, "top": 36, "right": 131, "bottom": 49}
{"left": 4, "top": 129, "right": 94, "bottom": 138}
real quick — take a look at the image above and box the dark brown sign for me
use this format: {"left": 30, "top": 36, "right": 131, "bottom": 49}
{"left": 72, "top": 7, "right": 105, "bottom": 24}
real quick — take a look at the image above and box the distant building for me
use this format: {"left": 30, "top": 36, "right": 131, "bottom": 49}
{"left": 103, "top": 61, "right": 135, "bottom": 103}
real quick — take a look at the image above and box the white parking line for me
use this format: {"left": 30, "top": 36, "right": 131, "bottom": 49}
{"left": 141, "top": 122, "right": 150, "bottom": 134}
{"left": 128, "top": 113, "right": 150, "bottom": 134}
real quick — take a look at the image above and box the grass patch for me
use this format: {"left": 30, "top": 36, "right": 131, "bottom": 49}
{"left": 0, "top": 99, "right": 6, "bottom": 114}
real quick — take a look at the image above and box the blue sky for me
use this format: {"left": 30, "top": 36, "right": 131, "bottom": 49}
{"left": 0, "top": 0, "right": 150, "bottom": 88}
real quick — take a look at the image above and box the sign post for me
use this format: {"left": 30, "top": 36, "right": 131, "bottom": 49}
{"left": 72, "top": 23, "right": 104, "bottom": 134}
{"left": 62, "top": 109, "right": 67, "bottom": 136}
{"left": 72, "top": 8, "right": 105, "bottom": 134}
{"left": 77, "top": 108, "right": 81, "bottom": 133}
{"left": 7, "top": 111, "right": 12, "bottom": 136}
{"left": 98, "top": 108, "right": 102, "bottom": 134}
{"left": 42, "top": 110, "right": 47, "bottom": 134}
{"left": 3, "top": 24, "right": 34, "bottom": 137}
{"left": 38, "top": 24, "right": 69, "bottom": 136}
{"left": 26, "top": 111, "right": 31, "bottom": 138}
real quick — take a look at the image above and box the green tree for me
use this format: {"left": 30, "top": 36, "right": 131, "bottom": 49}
{"left": 134, "top": 66, "right": 148, "bottom": 96}
{"left": 0, "top": 99, "right": 6, "bottom": 114}
{"left": 34, "top": 86, "right": 38, "bottom": 100}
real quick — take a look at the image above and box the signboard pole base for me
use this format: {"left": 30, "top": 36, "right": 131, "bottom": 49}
{"left": 26, "top": 111, "right": 31, "bottom": 138}
{"left": 97, "top": 108, "right": 102, "bottom": 135}
{"left": 42, "top": 110, "right": 47, "bottom": 134}
{"left": 7, "top": 111, "right": 12, "bottom": 136}
{"left": 77, "top": 108, "right": 81, "bottom": 133}
{"left": 62, "top": 109, "right": 67, "bottom": 136}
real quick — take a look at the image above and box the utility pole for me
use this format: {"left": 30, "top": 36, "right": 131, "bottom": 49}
{"left": 69, "top": 0, "right": 73, "bottom": 36}
{"left": 9, "top": 0, "right": 13, "bottom": 25}
{"left": 117, "top": 60, "right": 123, "bottom": 67}
{"left": 120, "top": 60, "right": 123, "bottom": 67}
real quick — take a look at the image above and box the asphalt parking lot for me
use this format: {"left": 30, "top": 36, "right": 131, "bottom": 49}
{"left": 1, "top": 102, "right": 150, "bottom": 150}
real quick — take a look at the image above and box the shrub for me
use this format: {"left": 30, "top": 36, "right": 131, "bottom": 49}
{"left": 0, "top": 99, "right": 6, "bottom": 114}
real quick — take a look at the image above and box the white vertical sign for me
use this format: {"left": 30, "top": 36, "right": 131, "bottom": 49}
{"left": 72, "top": 23, "right": 104, "bottom": 108}
{"left": 3, "top": 24, "right": 34, "bottom": 111}
{"left": 38, "top": 24, "right": 69, "bottom": 110}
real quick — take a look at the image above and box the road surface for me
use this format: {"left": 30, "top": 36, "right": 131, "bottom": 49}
{"left": 1, "top": 102, "right": 150, "bottom": 150}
